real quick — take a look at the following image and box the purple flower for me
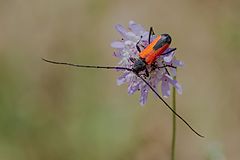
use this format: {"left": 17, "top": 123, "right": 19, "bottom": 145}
{"left": 111, "top": 21, "right": 183, "bottom": 105}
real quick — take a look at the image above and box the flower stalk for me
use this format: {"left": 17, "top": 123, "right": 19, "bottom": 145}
{"left": 171, "top": 75, "right": 177, "bottom": 160}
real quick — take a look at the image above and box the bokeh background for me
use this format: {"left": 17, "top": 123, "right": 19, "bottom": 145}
{"left": 0, "top": 0, "right": 239, "bottom": 159}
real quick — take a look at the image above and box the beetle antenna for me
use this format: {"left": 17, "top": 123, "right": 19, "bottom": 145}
{"left": 135, "top": 73, "right": 204, "bottom": 138}
{"left": 42, "top": 58, "right": 132, "bottom": 72}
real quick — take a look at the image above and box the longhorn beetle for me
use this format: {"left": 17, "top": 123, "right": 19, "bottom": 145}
{"left": 42, "top": 26, "right": 204, "bottom": 138}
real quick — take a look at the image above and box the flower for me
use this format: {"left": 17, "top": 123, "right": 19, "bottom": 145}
{"left": 111, "top": 21, "right": 183, "bottom": 105}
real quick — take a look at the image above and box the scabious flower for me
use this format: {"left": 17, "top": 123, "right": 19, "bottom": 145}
{"left": 111, "top": 21, "right": 183, "bottom": 105}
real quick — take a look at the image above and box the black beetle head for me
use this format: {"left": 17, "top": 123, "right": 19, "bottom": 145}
{"left": 132, "top": 58, "right": 146, "bottom": 74}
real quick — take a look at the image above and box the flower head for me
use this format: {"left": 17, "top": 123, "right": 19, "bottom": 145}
{"left": 111, "top": 21, "right": 183, "bottom": 105}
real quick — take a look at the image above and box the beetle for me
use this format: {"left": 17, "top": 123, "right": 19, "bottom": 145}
{"left": 131, "top": 27, "right": 176, "bottom": 77}
{"left": 42, "top": 26, "right": 204, "bottom": 138}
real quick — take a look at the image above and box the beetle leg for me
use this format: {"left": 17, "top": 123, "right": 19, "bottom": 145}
{"left": 161, "top": 48, "right": 177, "bottom": 56}
{"left": 152, "top": 61, "right": 172, "bottom": 76}
{"left": 145, "top": 69, "right": 149, "bottom": 77}
{"left": 148, "top": 27, "right": 155, "bottom": 44}
{"left": 157, "top": 65, "right": 177, "bottom": 69}
{"left": 136, "top": 35, "right": 143, "bottom": 53}
{"left": 136, "top": 44, "right": 141, "bottom": 53}
{"left": 140, "top": 44, "right": 146, "bottom": 49}
{"left": 163, "top": 64, "right": 171, "bottom": 75}
{"left": 165, "top": 68, "right": 171, "bottom": 75}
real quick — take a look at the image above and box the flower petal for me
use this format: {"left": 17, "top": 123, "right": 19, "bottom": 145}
{"left": 163, "top": 50, "right": 175, "bottom": 63}
{"left": 173, "top": 59, "right": 184, "bottom": 67}
{"left": 125, "top": 32, "right": 139, "bottom": 42}
{"left": 113, "top": 50, "right": 123, "bottom": 58}
{"left": 174, "top": 82, "right": 183, "bottom": 95}
{"left": 115, "top": 24, "right": 127, "bottom": 38}
{"left": 128, "top": 82, "right": 140, "bottom": 95}
{"left": 111, "top": 41, "right": 125, "bottom": 48}
{"left": 161, "top": 75, "right": 171, "bottom": 98}
{"left": 129, "top": 21, "right": 145, "bottom": 35}
{"left": 140, "top": 85, "right": 149, "bottom": 106}
{"left": 165, "top": 74, "right": 183, "bottom": 95}
{"left": 170, "top": 67, "right": 177, "bottom": 76}
{"left": 117, "top": 72, "right": 130, "bottom": 85}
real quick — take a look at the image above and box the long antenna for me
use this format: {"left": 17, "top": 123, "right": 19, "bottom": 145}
{"left": 135, "top": 73, "right": 204, "bottom": 138}
{"left": 42, "top": 58, "right": 204, "bottom": 138}
{"left": 42, "top": 58, "right": 132, "bottom": 71}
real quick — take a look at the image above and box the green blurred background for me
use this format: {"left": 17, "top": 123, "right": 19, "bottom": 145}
{"left": 0, "top": 0, "right": 239, "bottom": 159}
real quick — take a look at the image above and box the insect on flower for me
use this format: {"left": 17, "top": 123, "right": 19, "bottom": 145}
{"left": 42, "top": 21, "right": 204, "bottom": 138}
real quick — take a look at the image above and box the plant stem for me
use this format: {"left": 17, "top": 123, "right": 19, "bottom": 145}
{"left": 171, "top": 76, "right": 177, "bottom": 160}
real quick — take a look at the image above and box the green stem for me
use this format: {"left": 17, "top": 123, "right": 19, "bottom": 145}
{"left": 171, "top": 76, "right": 177, "bottom": 160}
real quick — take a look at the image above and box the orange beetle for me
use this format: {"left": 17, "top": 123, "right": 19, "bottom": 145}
{"left": 132, "top": 27, "right": 175, "bottom": 76}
